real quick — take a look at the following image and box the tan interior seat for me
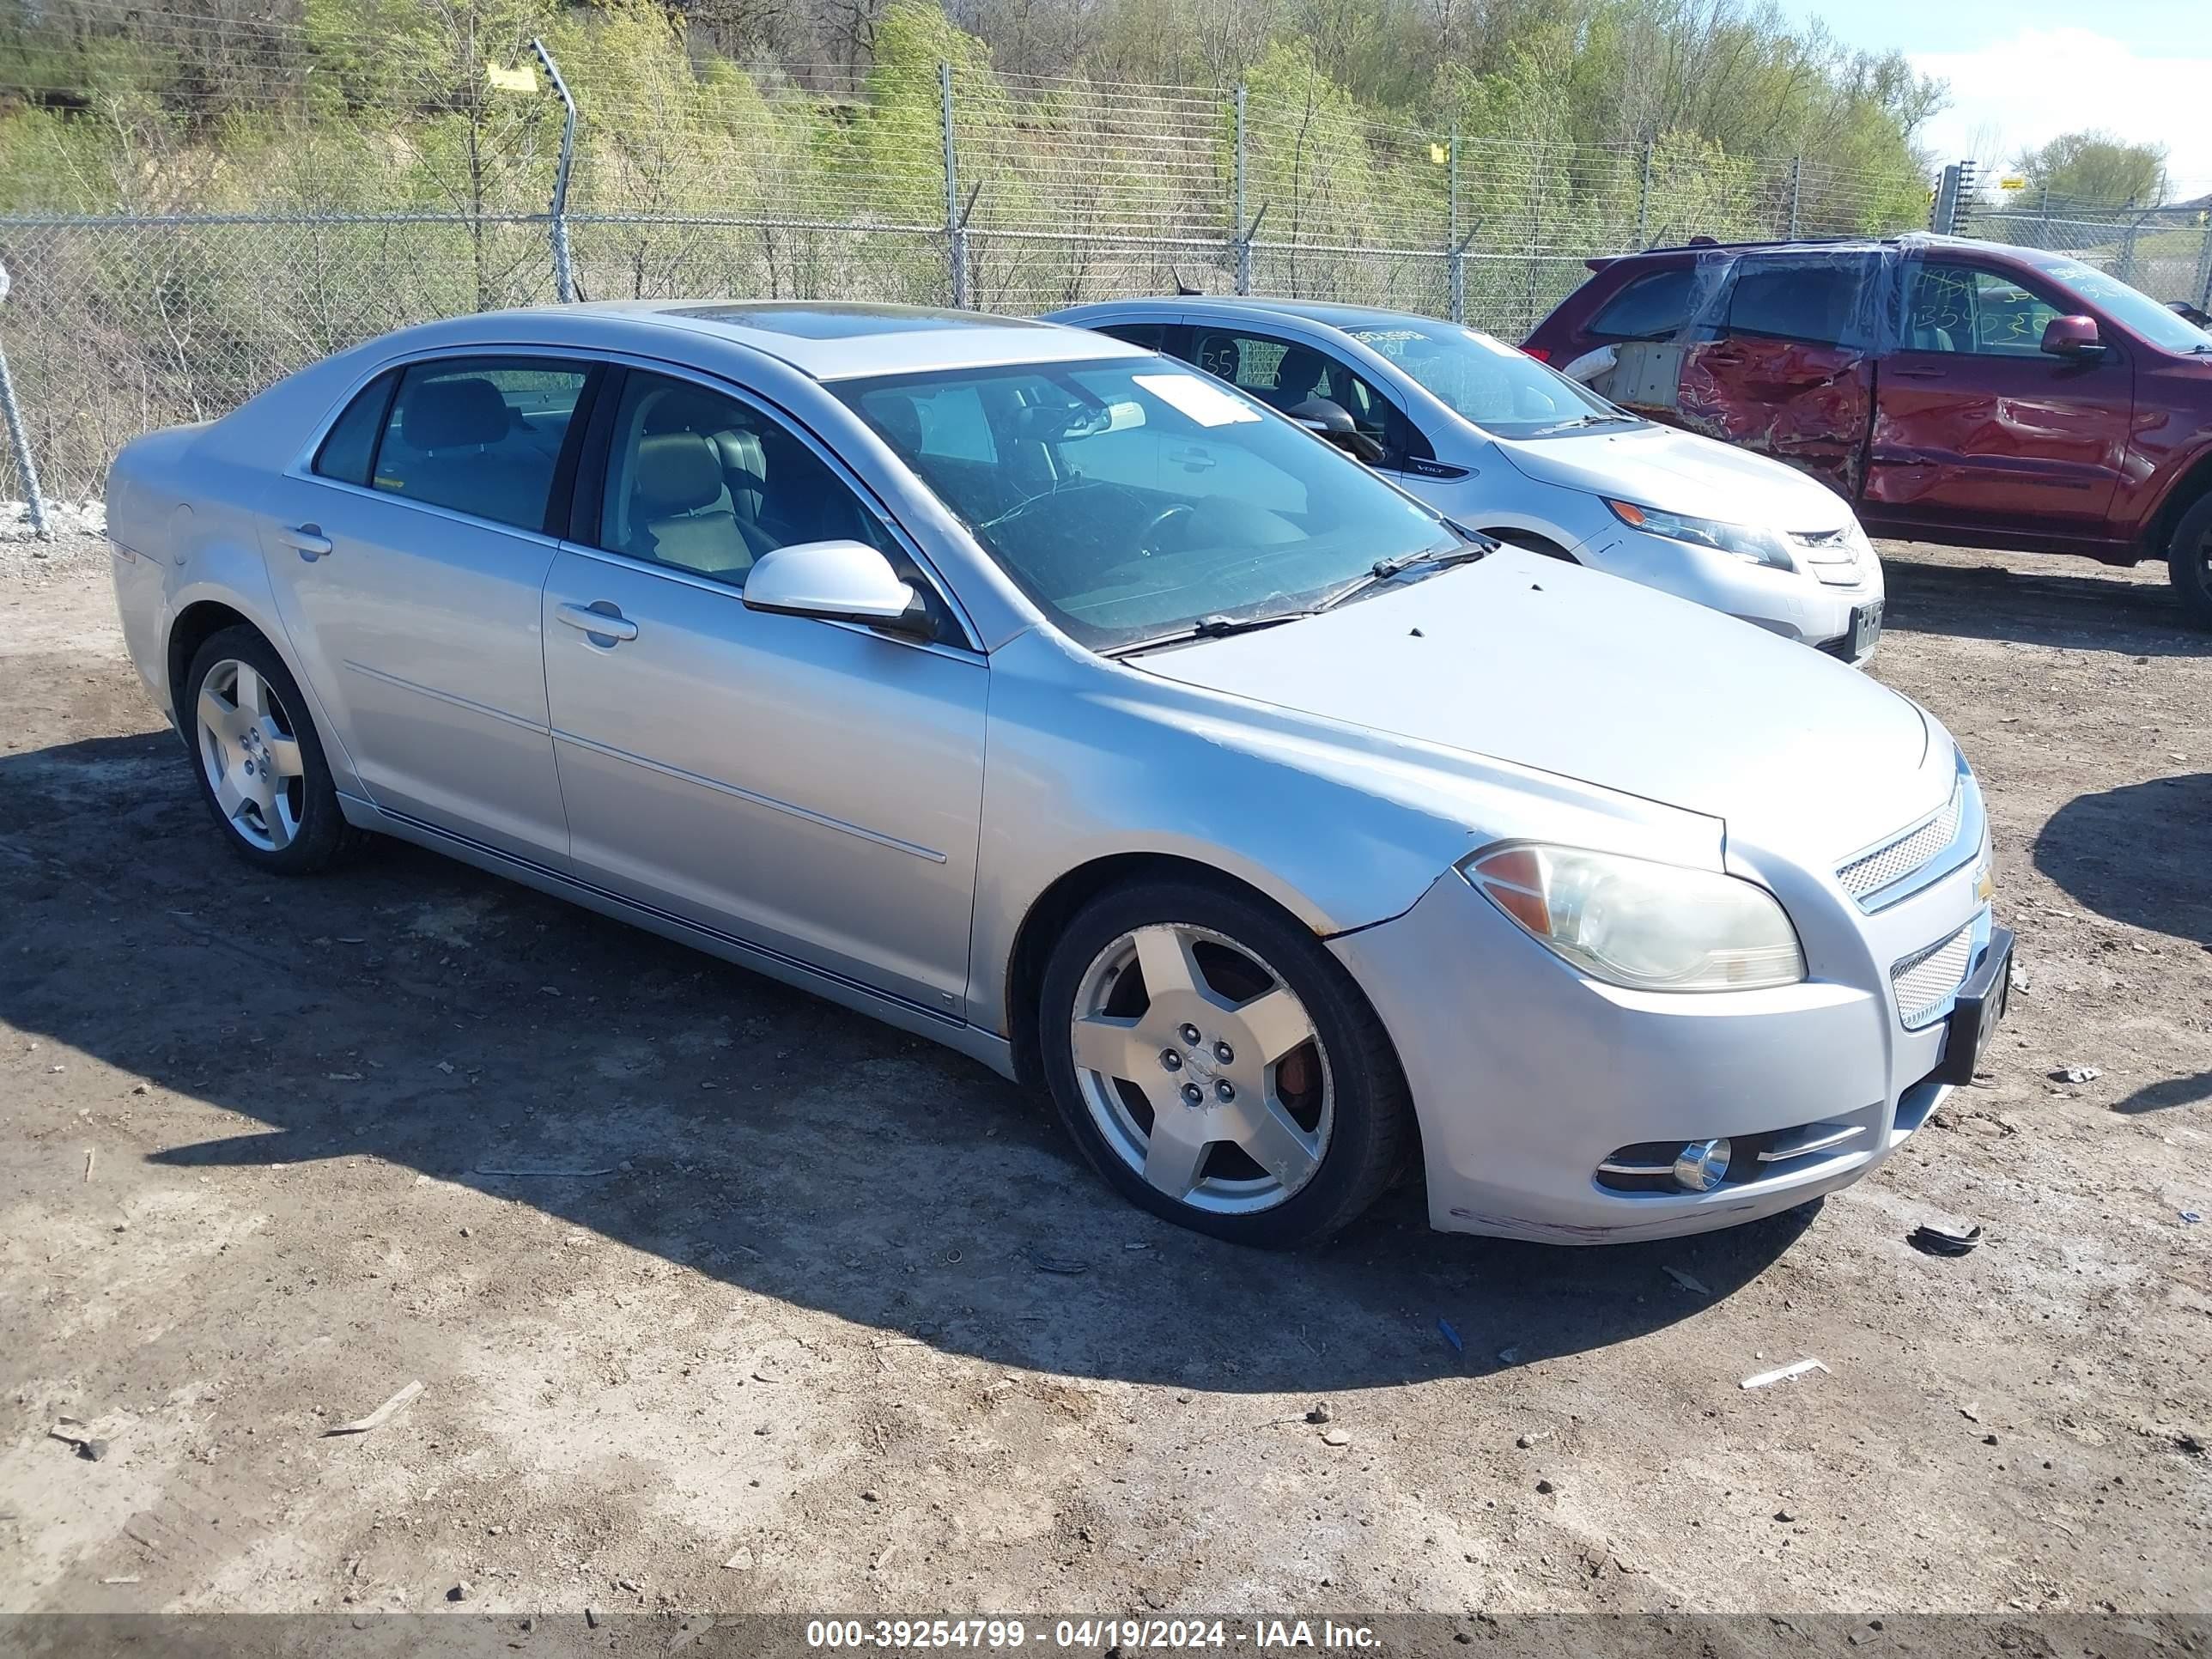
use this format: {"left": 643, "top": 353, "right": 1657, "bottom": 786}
{"left": 629, "top": 432, "right": 754, "bottom": 577}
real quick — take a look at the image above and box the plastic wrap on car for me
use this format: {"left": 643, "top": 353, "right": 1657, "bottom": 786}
{"left": 1577, "top": 239, "right": 1917, "bottom": 497}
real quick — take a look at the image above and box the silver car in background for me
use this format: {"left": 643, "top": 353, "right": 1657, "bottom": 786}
{"left": 1048, "top": 297, "right": 1888, "bottom": 663}
{"left": 106, "top": 301, "right": 2006, "bottom": 1249}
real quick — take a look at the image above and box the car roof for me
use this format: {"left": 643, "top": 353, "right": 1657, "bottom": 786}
{"left": 1605, "top": 232, "right": 2021, "bottom": 266}
{"left": 388, "top": 300, "right": 1149, "bottom": 382}
{"left": 1060, "top": 295, "right": 1457, "bottom": 335}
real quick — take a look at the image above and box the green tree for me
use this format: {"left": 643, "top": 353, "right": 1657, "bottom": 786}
{"left": 2014, "top": 130, "right": 2170, "bottom": 210}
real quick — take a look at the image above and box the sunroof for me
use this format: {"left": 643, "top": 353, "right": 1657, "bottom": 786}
{"left": 669, "top": 303, "right": 1047, "bottom": 340}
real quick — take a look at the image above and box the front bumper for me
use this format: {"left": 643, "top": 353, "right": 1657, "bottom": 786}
{"left": 1574, "top": 526, "right": 1885, "bottom": 661}
{"left": 1331, "top": 850, "right": 1995, "bottom": 1244}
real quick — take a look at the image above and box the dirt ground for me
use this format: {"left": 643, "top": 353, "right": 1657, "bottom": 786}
{"left": 1, "top": 517, "right": 2207, "bottom": 1637}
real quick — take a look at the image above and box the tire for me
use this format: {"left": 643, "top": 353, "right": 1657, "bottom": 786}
{"left": 2166, "top": 491, "right": 2212, "bottom": 629}
{"left": 182, "top": 625, "right": 366, "bottom": 874}
{"left": 1037, "top": 877, "right": 1413, "bottom": 1249}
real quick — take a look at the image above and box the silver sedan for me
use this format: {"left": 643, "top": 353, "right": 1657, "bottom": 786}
{"left": 106, "top": 302, "right": 2009, "bottom": 1248}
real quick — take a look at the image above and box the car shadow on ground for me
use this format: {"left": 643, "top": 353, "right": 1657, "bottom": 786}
{"left": 2033, "top": 773, "right": 2212, "bottom": 951}
{"left": 1881, "top": 550, "right": 2212, "bottom": 656}
{"left": 0, "top": 732, "right": 1817, "bottom": 1395}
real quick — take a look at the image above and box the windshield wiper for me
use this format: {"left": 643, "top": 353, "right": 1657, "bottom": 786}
{"left": 1105, "top": 609, "right": 1317, "bottom": 658}
{"left": 1315, "top": 538, "right": 1494, "bottom": 612}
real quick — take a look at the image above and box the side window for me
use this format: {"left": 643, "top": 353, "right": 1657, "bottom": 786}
{"left": 1192, "top": 330, "right": 1413, "bottom": 457}
{"left": 373, "top": 357, "right": 590, "bottom": 532}
{"left": 1903, "top": 264, "right": 2068, "bottom": 356}
{"left": 313, "top": 370, "right": 397, "bottom": 487}
{"left": 1097, "top": 322, "right": 1168, "bottom": 351}
{"left": 1968, "top": 270, "right": 2064, "bottom": 356}
{"left": 1585, "top": 268, "right": 1693, "bottom": 342}
{"left": 1723, "top": 260, "right": 1874, "bottom": 349}
{"left": 598, "top": 371, "right": 890, "bottom": 586}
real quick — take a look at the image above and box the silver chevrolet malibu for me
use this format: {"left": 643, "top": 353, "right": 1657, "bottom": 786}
{"left": 106, "top": 301, "right": 2010, "bottom": 1249}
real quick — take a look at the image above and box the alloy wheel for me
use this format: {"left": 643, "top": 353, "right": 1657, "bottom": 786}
{"left": 1068, "top": 922, "right": 1334, "bottom": 1214}
{"left": 196, "top": 658, "right": 307, "bottom": 852}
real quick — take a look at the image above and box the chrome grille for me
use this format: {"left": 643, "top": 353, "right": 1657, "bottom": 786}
{"left": 1838, "top": 783, "right": 1964, "bottom": 902}
{"left": 1892, "top": 922, "right": 1975, "bottom": 1029}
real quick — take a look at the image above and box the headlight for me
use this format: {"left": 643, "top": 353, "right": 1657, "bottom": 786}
{"left": 1606, "top": 500, "right": 1795, "bottom": 571}
{"left": 1462, "top": 843, "right": 1806, "bottom": 993}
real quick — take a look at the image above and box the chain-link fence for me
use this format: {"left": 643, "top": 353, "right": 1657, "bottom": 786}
{"left": 1971, "top": 201, "right": 2212, "bottom": 316}
{"left": 0, "top": 27, "right": 1944, "bottom": 501}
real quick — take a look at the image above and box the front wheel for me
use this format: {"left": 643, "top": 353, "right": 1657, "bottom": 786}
{"left": 2167, "top": 492, "right": 2212, "bottom": 629}
{"left": 1037, "top": 878, "right": 1412, "bottom": 1249}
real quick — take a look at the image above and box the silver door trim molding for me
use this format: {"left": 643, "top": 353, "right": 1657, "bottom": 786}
{"left": 343, "top": 659, "right": 550, "bottom": 735}
{"left": 548, "top": 726, "right": 950, "bottom": 863}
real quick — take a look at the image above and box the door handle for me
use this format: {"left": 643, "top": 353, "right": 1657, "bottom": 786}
{"left": 556, "top": 601, "right": 639, "bottom": 643}
{"left": 279, "top": 523, "right": 333, "bottom": 560}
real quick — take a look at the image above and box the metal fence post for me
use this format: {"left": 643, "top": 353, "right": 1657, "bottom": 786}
{"left": 1447, "top": 125, "right": 1463, "bottom": 325}
{"left": 0, "top": 353, "right": 50, "bottom": 539}
{"left": 531, "top": 39, "right": 577, "bottom": 303}
{"left": 939, "top": 62, "right": 968, "bottom": 309}
{"left": 2196, "top": 215, "right": 2212, "bottom": 313}
{"left": 1233, "top": 84, "right": 1250, "bottom": 296}
{"left": 1788, "top": 155, "right": 1802, "bottom": 239}
{"left": 1636, "top": 140, "right": 1653, "bottom": 249}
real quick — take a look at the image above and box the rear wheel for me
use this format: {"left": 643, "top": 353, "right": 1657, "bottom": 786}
{"left": 1037, "top": 878, "right": 1412, "bottom": 1249}
{"left": 2167, "top": 492, "right": 2212, "bottom": 629}
{"left": 184, "top": 626, "right": 364, "bottom": 874}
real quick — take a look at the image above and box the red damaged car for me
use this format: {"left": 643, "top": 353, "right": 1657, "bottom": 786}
{"left": 1524, "top": 234, "right": 2212, "bottom": 624}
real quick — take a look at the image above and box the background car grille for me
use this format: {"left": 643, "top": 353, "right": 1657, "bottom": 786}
{"left": 1838, "top": 783, "right": 1964, "bottom": 901}
{"left": 1892, "top": 921, "right": 1976, "bottom": 1029}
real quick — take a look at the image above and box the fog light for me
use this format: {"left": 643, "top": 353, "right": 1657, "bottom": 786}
{"left": 1672, "top": 1137, "right": 1732, "bottom": 1192}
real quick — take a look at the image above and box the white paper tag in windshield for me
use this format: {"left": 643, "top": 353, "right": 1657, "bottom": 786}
{"left": 1134, "top": 373, "right": 1261, "bottom": 427}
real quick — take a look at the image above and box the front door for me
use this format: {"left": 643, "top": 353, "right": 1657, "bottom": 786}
{"left": 1184, "top": 325, "right": 1431, "bottom": 490}
{"left": 258, "top": 355, "right": 596, "bottom": 866}
{"left": 1864, "top": 258, "right": 2134, "bottom": 538}
{"left": 539, "top": 368, "right": 988, "bottom": 1016}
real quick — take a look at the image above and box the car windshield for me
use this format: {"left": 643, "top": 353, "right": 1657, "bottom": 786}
{"left": 836, "top": 360, "right": 1459, "bottom": 652}
{"left": 2025, "top": 252, "right": 2212, "bottom": 354}
{"left": 1339, "top": 319, "right": 1635, "bottom": 436}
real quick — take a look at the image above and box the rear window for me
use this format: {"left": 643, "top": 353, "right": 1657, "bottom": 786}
{"left": 313, "top": 371, "right": 397, "bottom": 487}
{"left": 371, "top": 357, "right": 591, "bottom": 533}
{"left": 1585, "top": 268, "right": 1693, "bottom": 342}
{"left": 1723, "top": 261, "right": 1872, "bottom": 349}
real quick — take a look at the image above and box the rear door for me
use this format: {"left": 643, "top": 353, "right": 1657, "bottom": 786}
{"left": 1864, "top": 257, "right": 2133, "bottom": 536}
{"left": 539, "top": 367, "right": 988, "bottom": 1017}
{"left": 1674, "top": 253, "right": 1881, "bottom": 497}
{"left": 258, "top": 355, "right": 597, "bottom": 866}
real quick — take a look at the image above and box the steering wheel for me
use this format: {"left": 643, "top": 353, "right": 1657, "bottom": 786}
{"left": 1135, "top": 502, "right": 1195, "bottom": 557}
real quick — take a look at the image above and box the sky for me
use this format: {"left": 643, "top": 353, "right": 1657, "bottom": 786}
{"left": 1780, "top": 0, "right": 2212, "bottom": 201}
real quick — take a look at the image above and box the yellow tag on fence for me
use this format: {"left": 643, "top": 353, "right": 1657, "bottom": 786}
{"left": 486, "top": 63, "right": 538, "bottom": 94}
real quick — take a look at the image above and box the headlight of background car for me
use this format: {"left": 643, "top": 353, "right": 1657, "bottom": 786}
{"left": 1606, "top": 500, "right": 1795, "bottom": 571}
{"left": 1462, "top": 844, "right": 1806, "bottom": 993}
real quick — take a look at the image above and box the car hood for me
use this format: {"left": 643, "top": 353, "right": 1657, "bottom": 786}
{"left": 1494, "top": 419, "right": 1856, "bottom": 532}
{"left": 1133, "top": 549, "right": 1942, "bottom": 861}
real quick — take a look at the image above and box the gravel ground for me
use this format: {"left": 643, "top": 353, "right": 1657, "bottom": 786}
{"left": 0, "top": 532, "right": 2206, "bottom": 1640}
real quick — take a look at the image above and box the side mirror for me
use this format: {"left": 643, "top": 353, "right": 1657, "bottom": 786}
{"left": 1287, "top": 398, "right": 1388, "bottom": 466}
{"left": 2040, "top": 314, "right": 2104, "bottom": 358}
{"left": 742, "top": 539, "right": 934, "bottom": 638}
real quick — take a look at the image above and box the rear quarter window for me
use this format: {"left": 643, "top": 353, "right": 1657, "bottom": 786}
{"left": 313, "top": 370, "right": 398, "bottom": 487}
{"left": 1585, "top": 268, "right": 1694, "bottom": 342}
